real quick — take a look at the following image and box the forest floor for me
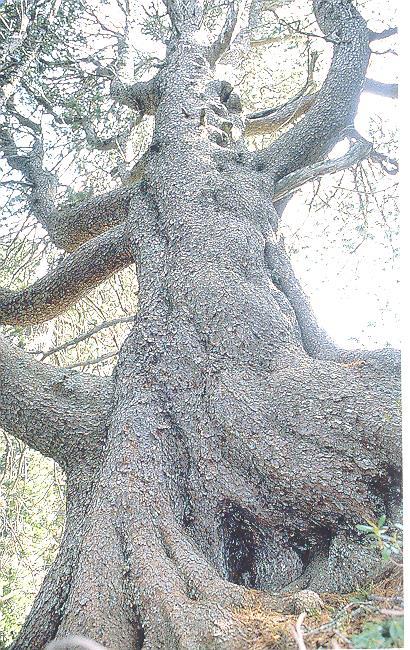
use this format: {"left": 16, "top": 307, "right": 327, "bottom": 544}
{"left": 235, "top": 565, "right": 404, "bottom": 649}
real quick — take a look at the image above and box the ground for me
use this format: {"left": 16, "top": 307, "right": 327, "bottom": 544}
{"left": 234, "top": 565, "right": 403, "bottom": 649}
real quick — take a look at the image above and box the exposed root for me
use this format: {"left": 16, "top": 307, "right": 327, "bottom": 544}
{"left": 121, "top": 496, "right": 326, "bottom": 649}
{"left": 235, "top": 569, "right": 403, "bottom": 650}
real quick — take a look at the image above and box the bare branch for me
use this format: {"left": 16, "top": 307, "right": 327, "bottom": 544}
{"left": 21, "top": 80, "right": 66, "bottom": 123}
{"left": 344, "top": 127, "right": 398, "bottom": 175}
{"left": 368, "top": 150, "right": 398, "bottom": 175}
{"left": 291, "top": 612, "right": 307, "bottom": 650}
{"left": 38, "top": 315, "right": 134, "bottom": 360}
{"left": 363, "top": 78, "right": 397, "bottom": 99}
{"left": 253, "top": 0, "right": 371, "bottom": 180}
{"left": 81, "top": 121, "right": 123, "bottom": 152}
{"left": 4, "top": 97, "right": 41, "bottom": 133}
{"left": 63, "top": 350, "right": 119, "bottom": 370}
{"left": 369, "top": 27, "right": 397, "bottom": 42}
{"left": 0, "top": 225, "right": 132, "bottom": 326}
{"left": 207, "top": 1, "right": 243, "bottom": 65}
{"left": 273, "top": 134, "right": 373, "bottom": 201}
{"left": 0, "top": 335, "right": 111, "bottom": 467}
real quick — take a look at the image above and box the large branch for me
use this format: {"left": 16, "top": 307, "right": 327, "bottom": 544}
{"left": 273, "top": 134, "right": 372, "bottom": 201}
{"left": 245, "top": 74, "right": 397, "bottom": 137}
{"left": 246, "top": 93, "right": 316, "bottom": 136}
{"left": 0, "top": 129, "right": 58, "bottom": 231}
{"left": 0, "top": 125, "right": 136, "bottom": 250}
{"left": 162, "top": 0, "right": 204, "bottom": 36}
{"left": 0, "top": 225, "right": 132, "bottom": 326}
{"left": 265, "top": 237, "right": 338, "bottom": 359}
{"left": 207, "top": 1, "right": 242, "bottom": 65}
{"left": 50, "top": 187, "right": 133, "bottom": 251}
{"left": 253, "top": 0, "right": 371, "bottom": 180}
{"left": 0, "top": 335, "right": 111, "bottom": 468}
{"left": 363, "top": 78, "right": 397, "bottom": 99}
{"left": 369, "top": 26, "right": 397, "bottom": 42}
{"left": 109, "top": 77, "right": 159, "bottom": 115}
{"left": 246, "top": 51, "right": 318, "bottom": 136}
{"left": 95, "top": 6, "right": 161, "bottom": 116}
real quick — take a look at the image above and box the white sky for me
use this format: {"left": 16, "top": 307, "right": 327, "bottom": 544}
{"left": 296, "top": 89, "right": 399, "bottom": 351}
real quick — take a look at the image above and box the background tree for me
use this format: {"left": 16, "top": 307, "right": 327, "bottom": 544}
{"left": 0, "top": 0, "right": 400, "bottom": 648}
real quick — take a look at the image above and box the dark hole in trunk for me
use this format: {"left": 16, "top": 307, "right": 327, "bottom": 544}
{"left": 288, "top": 525, "right": 333, "bottom": 570}
{"left": 368, "top": 465, "right": 402, "bottom": 518}
{"left": 133, "top": 609, "right": 145, "bottom": 650}
{"left": 220, "top": 504, "right": 261, "bottom": 588}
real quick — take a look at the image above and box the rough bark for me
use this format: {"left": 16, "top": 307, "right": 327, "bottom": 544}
{"left": 45, "top": 189, "right": 134, "bottom": 253}
{"left": 0, "top": 225, "right": 132, "bottom": 326}
{"left": 0, "top": 336, "right": 111, "bottom": 468}
{"left": 253, "top": 0, "right": 371, "bottom": 179}
{"left": 3, "top": 1, "right": 400, "bottom": 649}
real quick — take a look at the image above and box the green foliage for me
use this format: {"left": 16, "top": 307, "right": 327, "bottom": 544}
{"left": 351, "top": 618, "right": 404, "bottom": 649}
{"left": 0, "top": 440, "right": 65, "bottom": 647}
{"left": 63, "top": 187, "right": 94, "bottom": 206}
{"left": 356, "top": 516, "right": 403, "bottom": 562}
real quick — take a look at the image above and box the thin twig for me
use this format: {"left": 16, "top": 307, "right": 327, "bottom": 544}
{"left": 292, "top": 612, "right": 307, "bottom": 650}
{"left": 62, "top": 350, "right": 119, "bottom": 369}
{"left": 34, "top": 315, "right": 134, "bottom": 359}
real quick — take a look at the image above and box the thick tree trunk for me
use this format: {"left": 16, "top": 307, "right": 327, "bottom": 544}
{"left": 10, "top": 27, "right": 400, "bottom": 650}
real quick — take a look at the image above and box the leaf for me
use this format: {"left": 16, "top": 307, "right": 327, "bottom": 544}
{"left": 388, "top": 617, "right": 404, "bottom": 645}
{"left": 378, "top": 514, "right": 386, "bottom": 527}
{"left": 351, "top": 622, "right": 389, "bottom": 648}
{"left": 356, "top": 524, "right": 373, "bottom": 532}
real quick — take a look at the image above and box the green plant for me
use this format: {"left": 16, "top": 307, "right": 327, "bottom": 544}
{"left": 350, "top": 618, "right": 404, "bottom": 648}
{"left": 356, "top": 516, "right": 403, "bottom": 562}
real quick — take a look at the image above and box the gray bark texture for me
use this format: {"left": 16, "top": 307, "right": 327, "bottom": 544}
{"left": 0, "top": 0, "right": 400, "bottom": 648}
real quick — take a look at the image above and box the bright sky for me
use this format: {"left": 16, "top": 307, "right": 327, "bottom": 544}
{"left": 295, "top": 87, "right": 399, "bottom": 351}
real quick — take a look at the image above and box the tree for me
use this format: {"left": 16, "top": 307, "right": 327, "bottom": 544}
{"left": 0, "top": 0, "right": 400, "bottom": 648}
